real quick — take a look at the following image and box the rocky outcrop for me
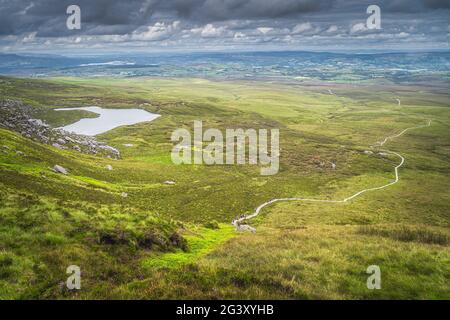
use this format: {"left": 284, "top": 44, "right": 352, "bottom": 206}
{"left": 0, "top": 99, "right": 120, "bottom": 159}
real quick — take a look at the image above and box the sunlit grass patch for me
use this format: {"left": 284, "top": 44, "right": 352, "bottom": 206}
{"left": 142, "top": 224, "right": 236, "bottom": 269}
{"left": 133, "top": 154, "right": 173, "bottom": 165}
{"left": 70, "top": 175, "right": 120, "bottom": 191}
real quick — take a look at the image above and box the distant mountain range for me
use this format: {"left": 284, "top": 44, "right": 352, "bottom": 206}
{"left": 1, "top": 51, "right": 449, "bottom": 84}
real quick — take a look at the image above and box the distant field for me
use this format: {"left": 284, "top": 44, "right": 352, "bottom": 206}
{"left": 0, "top": 76, "right": 449, "bottom": 299}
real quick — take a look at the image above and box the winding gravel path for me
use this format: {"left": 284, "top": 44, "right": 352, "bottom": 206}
{"left": 232, "top": 120, "right": 432, "bottom": 227}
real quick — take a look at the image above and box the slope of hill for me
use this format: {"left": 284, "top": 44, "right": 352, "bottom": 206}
{"left": 0, "top": 76, "right": 448, "bottom": 299}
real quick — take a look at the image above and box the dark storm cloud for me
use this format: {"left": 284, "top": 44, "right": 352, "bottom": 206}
{"left": 3, "top": 0, "right": 335, "bottom": 37}
{"left": 383, "top": 0, "right": 450, "bottom": 12}
{"left": 166, "top": 0, "right": 334, "bottom": 20}
{"left": 0, "top": 0, "right": 156, "bottom": 36}
{"left": 1, "top": 0, "right": 449, "bottom": 36}
{"left": 424, "top": 0, "right": 450, "bottom": 9}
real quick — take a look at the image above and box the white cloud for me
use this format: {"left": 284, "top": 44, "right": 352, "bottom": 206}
{"left": 397, "top": 32, "right": 409, "bottom": 38}
{"left": 22, "top": 32, "right": 37, "bottom": 43}
{"left": 292, "top": 22, "right": 312, "bottom": 34}
{"left": 19, "top": 3, "right": 35, "bottom": 15}
{"left": 282, "top": 35, "right": 294, "bottom": 43}
{"left": 257, "top": 27, "right": 273, "bottom": 35}
{"left": 325, "top": 25, "right": 338, "bottom": 33}
{"left": 191, "top": 24, "right": 227, "bottom": 38}
{"left": 350, "top": 23, "right": 367, "bottom": 34}
{"left": 132, "top": 21, "right": 180, "bottom": 41}
{"left": 234, "top": 32, "right": 246, "bottom": 40}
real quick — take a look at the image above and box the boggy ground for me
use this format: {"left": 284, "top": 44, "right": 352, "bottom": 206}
{"left": 0, "top": 76, "right": 448, "bottom": 299}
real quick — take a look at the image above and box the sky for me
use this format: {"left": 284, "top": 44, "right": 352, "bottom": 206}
{"left": 0, "top": 0, "right": 449, "bottom": 54}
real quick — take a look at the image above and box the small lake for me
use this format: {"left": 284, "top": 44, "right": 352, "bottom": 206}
{"left": 54, "top": 106, "right": 160, "bottom": 136}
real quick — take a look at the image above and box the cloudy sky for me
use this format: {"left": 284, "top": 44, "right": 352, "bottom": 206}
{"left": 0, "top": 0, "right": 449, "bottom": 53}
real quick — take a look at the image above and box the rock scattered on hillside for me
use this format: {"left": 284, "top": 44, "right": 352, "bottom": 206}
{"left": 163, "top": 181, "right": 176, "bottom": 185}
{"left": 0, "top": 99, "right": 120, "bottom": 159}
{"left": 235, "top": 224, "right": 256, "bottom": 233}
{"left": 53, "top": 165, "right": 68, "bottom": 175}
{"left": 106, "top": 165, "right": 113, "bottom": 171}
{"left": 52, "top": 143, "right": 65, "bottom": 150}
{"left": 310, "top": 155, "right": 338, "bottom": 170}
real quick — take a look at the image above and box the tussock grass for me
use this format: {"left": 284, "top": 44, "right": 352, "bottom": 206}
{"left": 358, "top": 225, "right": 449, "bottom": 246}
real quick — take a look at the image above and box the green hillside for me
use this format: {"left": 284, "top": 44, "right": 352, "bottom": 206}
{"left": 0, "top": 76, "right": 449, "bottom": 299}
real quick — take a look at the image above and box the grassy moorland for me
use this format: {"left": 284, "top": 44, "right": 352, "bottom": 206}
{"left": 0, "top": 76, "right": 449, "bottom": 299}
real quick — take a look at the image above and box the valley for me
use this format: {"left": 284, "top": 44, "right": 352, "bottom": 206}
{"left": 0, "top": 75, "right": 449, "bottom": 299}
